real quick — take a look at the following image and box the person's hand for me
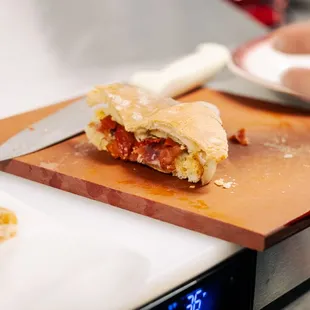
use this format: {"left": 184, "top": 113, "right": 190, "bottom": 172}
{"left": 272, "top": 22, "right": 310, "bottom": 100}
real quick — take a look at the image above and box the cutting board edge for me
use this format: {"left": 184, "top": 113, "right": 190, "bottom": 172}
{"left": 265, "top": 218, "right": 310, "bottom": 248}
{"left": 2, "top": 158, "right": 269, "bottom": 251}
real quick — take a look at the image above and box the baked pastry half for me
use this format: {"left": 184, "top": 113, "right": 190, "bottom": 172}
{"left": 0, "top": 207, "right": 18, "bottom": 242}
{"left": 85, "top": 83, "right": 228, "bottom": 185}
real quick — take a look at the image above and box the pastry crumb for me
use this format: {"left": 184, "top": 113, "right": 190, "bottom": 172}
{"left": 284, "top": 153, "right": 293, "bottom": 159}
{"left": 214, "top": 178, "right": 224, "bottom": 186}
{"left": 189, "top": 185, "right": 195, "bottom": 189}
{"left": 214, "top": 178, "right": 237, "bottom": 189}
{"left": 39, "top": 162, "right": 59, "bottom": 170}
{"left": 223, "top": 181, "right": 233, "bottom": 189}
{"left": 229, "top": 128, "right": 249, "bottom": 146}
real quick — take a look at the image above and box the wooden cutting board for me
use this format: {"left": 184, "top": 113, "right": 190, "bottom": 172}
{"left": 1, "top": 89, "right": 310, "bottom": 251}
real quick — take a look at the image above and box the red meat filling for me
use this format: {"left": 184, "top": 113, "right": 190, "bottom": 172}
{"left": 99, "top": 116, "right": 182, "bottom": 172}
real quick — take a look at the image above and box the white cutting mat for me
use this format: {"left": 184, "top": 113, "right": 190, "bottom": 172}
{"left": 0, "top": 191, "right": 150, "bottom": 310}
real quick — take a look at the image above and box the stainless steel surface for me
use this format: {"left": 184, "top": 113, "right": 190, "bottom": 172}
{"left": 209, "top": 70, "right": 310, "bottom": 111}
{"left": 0, "top": 98, "right": 91, "bottom": 161}
{"left": 254, "top": 227, "right": 310, "bottom": 310}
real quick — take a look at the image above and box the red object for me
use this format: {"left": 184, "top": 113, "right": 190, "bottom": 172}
{"left": 114, "top": 126, "right": 136, "bottom": 160}
{"left": 99, "top": 116, "right": 117, "bottom": 132}
{"left": 245, "top": 5, "right": 281, "bottom": 26}
{"left": 133, "top": 137, "right": 182, "bottom": 172}
{"left": 100, "top": 116, "right": 182, "bottom": 171}
{"left": 228, "top": 0, "right": 287, "bottom": 27}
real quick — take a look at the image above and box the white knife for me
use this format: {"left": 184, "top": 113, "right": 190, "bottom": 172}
{"left": 129, "top": 43, "right": 230, "bottom": 98}
{"left": 0, "top": 43, "right": 230, "bottom": 161}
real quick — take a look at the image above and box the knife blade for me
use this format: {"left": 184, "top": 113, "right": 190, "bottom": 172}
{"left": 0, "top": 98, "right": 92, "bottom": 161}
{"left": 0, "top": 43, "right": 230, "bottom": 161}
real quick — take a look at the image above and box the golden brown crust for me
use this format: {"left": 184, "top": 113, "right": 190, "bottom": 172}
{"left": 141, "top": 102, "right": 228, "bottom": 162}
{"left": 86, "top": 83, "right": 228, "bottom": 183}
{"left": 87, "top": 83, "right": 177, "bottom": 131}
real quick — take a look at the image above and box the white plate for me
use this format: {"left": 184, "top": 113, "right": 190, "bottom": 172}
{"left": 229, "top": 35, "right": 310, "bottom": 99}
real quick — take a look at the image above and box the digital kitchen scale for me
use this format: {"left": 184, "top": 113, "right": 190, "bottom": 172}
{"left": 141, "top": 249, "right": 256, "bottom": 310}
{"left": 139, "top": 227, "right": 310, "bottom": 310}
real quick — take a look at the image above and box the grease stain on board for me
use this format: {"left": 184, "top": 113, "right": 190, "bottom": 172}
{"left": 118, "top": 180, "right": 137, "bottom": 185}
{"left": 180, "top": 197, "right": 244, "bottom": 226}
{"left": 117, "top": 180, "right": 175, "bottom": 197}
{"left": 147, "top": 187, "right": 175, "bottom": 197}
{"left": 118, "top": 180, "right": 209, "bottom": 205}
{"left": 86, "top": 168, "right": 97, "bottom": 175}
{"left": 178, "top": 196, "right": 209, "bottom": 210}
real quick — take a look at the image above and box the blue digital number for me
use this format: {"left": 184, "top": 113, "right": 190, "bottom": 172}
{"left": 168, "top": 302, "right": 178, "bottom": 310}
{"left": 185, "top": 288, "right": 207, "bottom": 310}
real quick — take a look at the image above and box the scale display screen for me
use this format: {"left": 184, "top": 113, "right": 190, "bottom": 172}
{"left": 140, "top": 249, "right": 256, "bottom": 310}
{"left": 167, "top": 287, "right": 216, "bottom": 310}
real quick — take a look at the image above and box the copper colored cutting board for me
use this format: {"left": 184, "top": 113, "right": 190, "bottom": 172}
{"left": 1, "top": 89, "right": 310, "bottom": 251}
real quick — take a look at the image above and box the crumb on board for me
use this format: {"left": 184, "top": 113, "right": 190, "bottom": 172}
{"left": 214, "top": 178, "right": 237, "bottom": 189}
{"left": 39, "top": 162, "right": 59, "bottom": 170}
{"left": 263, "top": 135, "right": 305, "bottom": 157}
{"left": 214, "top": 178, "right": 224, "bottom": 186}
{"left": 283, "top": 153, "right": 293, "bottom": 159}
{"left": 74, "top": 141, "right": 88, "bottom": 149}
{"left": 229, "top": 128, "right": 249, "bottom": 146}
{"left": 189, "top": 185, "right": 195, "bottom": 189}
{"left": 223, "top": 182, "right": 233, "bottom": 189}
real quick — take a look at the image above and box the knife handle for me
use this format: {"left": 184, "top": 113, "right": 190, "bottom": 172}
{"left": 129, "top": 43, "right": 230, "bottom": 98}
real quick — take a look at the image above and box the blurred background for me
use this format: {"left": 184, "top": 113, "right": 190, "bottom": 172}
{"left": 0, "top": 0, "right": 309, "bottom": 119}
{"left": 228, "top": 0, "right": 309, "bottom": 27}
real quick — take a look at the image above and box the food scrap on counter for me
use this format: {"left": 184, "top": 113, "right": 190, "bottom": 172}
{"left": 0, "top": 207, "right": 18, "bottom": 242}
